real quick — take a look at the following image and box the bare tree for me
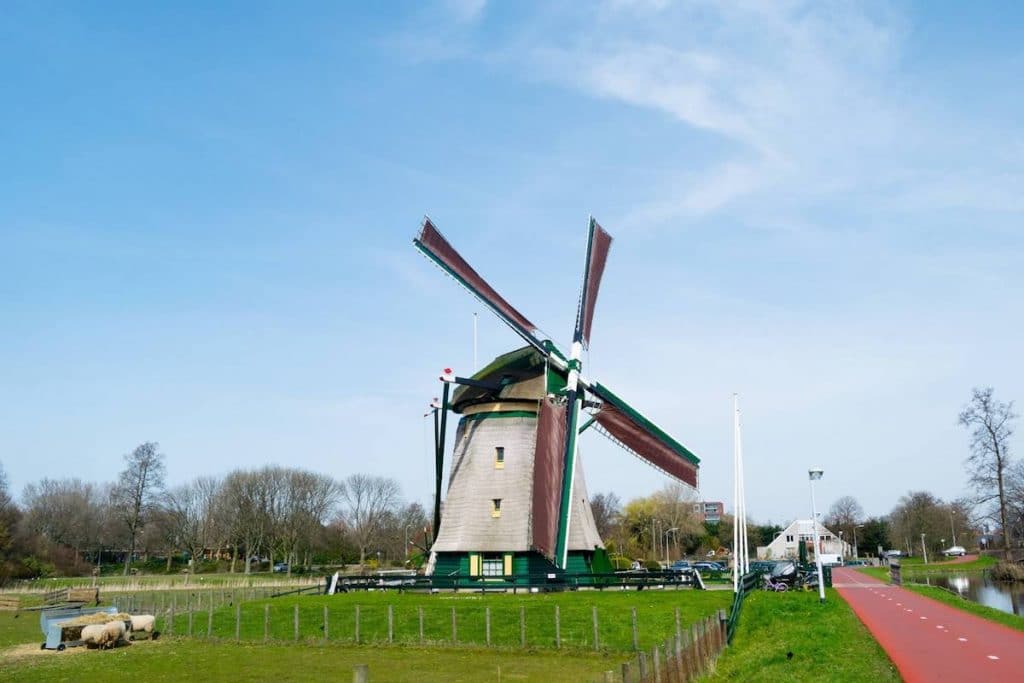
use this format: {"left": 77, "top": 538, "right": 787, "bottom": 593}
{"left": 111, "top": 442, "right": 166, "bottom": 575}
{"left": 220, "top": 469, "right": 275, "bottom": 575}
{"left": 589, "top": 492, "right": 622, "bottom": 542}
{"left": 164, "top": 477, "right": 221, "bottom": 578}
{"left": 889, "top": 491, "right": 951, "bottom": 556}
{"left": 338, "top": 474, "right": 400, "bottom": 569}
{"left": 826, "top": 495, "right": 865, "bottom": 551}
{"left": 21, "top": 478, "right": 104, "bottom": 554}
{"left": 959, "top": 387, "right": 1017, "bottom": 552}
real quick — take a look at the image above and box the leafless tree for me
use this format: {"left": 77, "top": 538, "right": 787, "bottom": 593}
{"left": 21, "top": 478, "right": 104, "bottom": 554}
{"left": 826, "top": 495, "right": 865, "bottom": 550}
{"left": 110, "top": 442, "right": 166, "bottom": 575}
{"left": 590, "top": 492, "right": 622, "bottom": 542}
{"left": 889, "top": 491, "right": 951, "bottom": 556}
{"left": 164, "top": 477, "right": 222, "bottom": 577}
{"left": 220, "top": 469, "right": 275, "bottom": 575}
{"left": 337, "top": 474, "right": 400, "bottom": 569}
{"left": 959, "top": 387, "right": 1017, "bottom": 552}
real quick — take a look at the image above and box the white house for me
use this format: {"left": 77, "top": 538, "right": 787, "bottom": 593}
{"left": 757, "top": 519, "right": 851, "bottom": 560}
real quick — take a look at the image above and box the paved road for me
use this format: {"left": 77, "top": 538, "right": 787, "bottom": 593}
{"left": 834, "top": 567, "right": 1024, "bottom": 682}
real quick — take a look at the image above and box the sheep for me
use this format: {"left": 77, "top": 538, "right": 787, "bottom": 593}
{"left": 80, "top": 624, "right": 111, "bottom": 649}
{"left": 102, "top": 619, "right": 127, "bottom": 649}
{"left": 128, "top": 614, "right": 157, "bottom": 640}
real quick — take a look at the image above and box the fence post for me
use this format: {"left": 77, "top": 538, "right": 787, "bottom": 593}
{"left": 691, "top": 623, "right": 704, "bottom": 676}
{"left": 207, "top": 606, "right": 213, "bottom": 640}
{"left": 520, "top": 606, "right": 526, "bottom": 648}
{"left": 324, "top": 605, "right": 329, "bottom": 643}
{"left": 388, "top": 605, "right": 394, "bottom": 644}
{"left": 554, "top": 605, "right": 561, "bottom": 649}
{"left": 188, "top": 610, "right": 193, "bottom": 638}
{"left": 632, "top": 607, "right": 639, "bottom": 651}
{"left": 451, "top": 607, "right": 457, "bottom": 644}
{"left": 355, "top": 605, "right": 361, "bottom": 644}
{"left": 169, "top": 603, "right": 175, "bottom": 637}
{"left": 592, "top": 606, "right": 600, "bottom": 651}
{"left": 653, "top": 644, "right": 662, "bottom": 682}
{"left": 485, "top": 607, "right": 491, "bottom": 646}
{"left": 638, "top": 651, "right": 648, "bottom": 682}
{"left": 603, "top": 672, "right": 614, "bottom": 683}
{"left": 621, "top": 660, "right": 632, "bottom": 683}
{"left": 294, "top": 604, "right": 299, "bottom": 642}
{"left": 718, "top": 609, "right": 728, "bottom": 650}
{"left": 235, "top": 603, "right": 241, "bottom": 642}
{"left": 265, "top": 605, "right": 270, "bottom": 642}
{"left": 418, "top": 606, "right": 424, "bottom": 643}
{"left": 674, "top": 607, "right": 681, "bottom": 644}
{"left": 353, "top": 664, "right": 369, "bottom": 683}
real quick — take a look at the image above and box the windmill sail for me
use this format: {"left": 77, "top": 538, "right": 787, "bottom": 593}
{"left": 576, "top": 218, "right": 612, "bottom": 349}
{"left": 589, "top": 382, "right": 700, "bottom": 487}
{"left": 414, "top": 219, "right": 546, "bottom": 352}
{"left": 531, "top": 398, "right": 567, "bottom": 561}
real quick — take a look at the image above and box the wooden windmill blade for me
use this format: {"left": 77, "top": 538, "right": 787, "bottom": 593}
{"left": 414, "top": 218, "right": 548, "bottom": 353}
{"left": 587, "top": 382, "right": 701, "bottom": 487}
{"left": 552, "top": 218, "right": 613, "bottom": 567}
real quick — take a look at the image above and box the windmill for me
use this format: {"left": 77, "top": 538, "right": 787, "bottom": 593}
{"left": 415, "top": 217, "right": 700, "bottom": 577}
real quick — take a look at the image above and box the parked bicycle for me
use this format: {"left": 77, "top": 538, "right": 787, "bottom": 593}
{"left": 763, "top": 574, "right": 788, "bottom": 592}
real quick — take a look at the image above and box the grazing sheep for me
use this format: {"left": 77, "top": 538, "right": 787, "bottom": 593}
{"left": 102, "top": 619, "right": 127, "bottom": 648}
{"left": 80, "top": 624, "right": 110, "bottom": 649}
{"left": 128, "top": 614, "right": 156, "bottom": 639}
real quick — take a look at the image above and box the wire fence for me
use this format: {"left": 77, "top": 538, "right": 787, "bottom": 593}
{"left": 113, "top": 593, "right": 726, "bottom": 657}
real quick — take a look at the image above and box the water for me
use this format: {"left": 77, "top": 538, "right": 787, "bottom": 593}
{"left": 913, "top": 572, "right": 1024, "bottom": 616}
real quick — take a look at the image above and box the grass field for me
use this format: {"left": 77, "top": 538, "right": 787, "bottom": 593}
{"left": 704, "top": 589, "right": 899, "bottom": 682}
{"left": 0, "top": 588, "right": 731, "bottom": 681}
{"left": 0, "top": 639, "right": 624, "bottom": 682}
{"left": 154, "top": 589, "right": 733, "bottom": 652}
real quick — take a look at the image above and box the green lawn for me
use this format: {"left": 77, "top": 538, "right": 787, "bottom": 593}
{"left": 703, "top": 590, "right": 899, "bottom": 682}
{"left": 0, "top": 639, "right": 623, "bottom": 682}
{"left": 159, "top": 590, "right": 731, "bottom": 653}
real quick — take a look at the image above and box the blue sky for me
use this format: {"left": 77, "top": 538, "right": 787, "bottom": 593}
{"left": 2, "top": 1, "right": 1022, "bottom": 526}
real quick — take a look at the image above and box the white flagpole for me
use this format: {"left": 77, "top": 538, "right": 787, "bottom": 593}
{"left": 733, "top": 394, "right": 740, "bottom": 592}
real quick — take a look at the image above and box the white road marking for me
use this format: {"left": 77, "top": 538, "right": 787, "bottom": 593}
{"left": 920, "top": 616, "right": 927, "bottom": 620}
{"left": 987, "top": 655, "right": 999, "bottom": 660}
{"left": 958, "top": 637, "right": 968, "bottom": 642}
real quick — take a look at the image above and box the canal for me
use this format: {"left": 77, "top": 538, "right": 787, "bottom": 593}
{"left": 911, "top": 571, "right": 1024, "bottom": 616}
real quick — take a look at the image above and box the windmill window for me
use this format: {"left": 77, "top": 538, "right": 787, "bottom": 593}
{"left": 491, "top": 499, "right": 502, "bottom": 518}
{"left": 482, "top": 555, "right": 503, "bottom": 577}
{"left": 786, "top": 535, "right": 794, "bottom": 542}
{"left": 495, "top": 446, "right": 505, "bottom": 468}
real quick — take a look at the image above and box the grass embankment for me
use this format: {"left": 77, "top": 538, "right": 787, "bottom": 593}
{"left": 857, "top": 555, "right": 996, "bottom": 583}
{"left": 703, "top": 590, "right": 899, "bottom": 682}
{"left": 902, "top": 584, "right": 1024, "bottom": 633}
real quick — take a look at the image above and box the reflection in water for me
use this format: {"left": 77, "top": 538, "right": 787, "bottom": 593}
{"left": 916, "top": 572, "right": 1024, "bottom": 616}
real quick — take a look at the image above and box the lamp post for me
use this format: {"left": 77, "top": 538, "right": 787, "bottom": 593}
{"left": 950, "top": 509, "right": 957, "bottom": 547}
{"left": 853, "top": 524, "right": 864, "bottom": 559}
{"left": 839, "top": 530, "right": 844, "bottom": 559}
{"left": 809, "top": 467, "right": 826, "bottom": 603}
{"left": 665, "top": 528, "right": 679, "bottom": 565}
{"left": 920, "top": 533, "right": 928, "bottom": 564}
{"left": 404, "top": 525, "right": 413, "bottom": 563}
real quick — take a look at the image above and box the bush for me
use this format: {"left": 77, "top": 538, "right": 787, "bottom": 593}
{"left": 643, "top": 559, "right": 662, "bottom": 571}
{"left": 610, "top": 555, "right": 632, "bottom": 571}
{"left": 990, "top": 561, "right": 1024, "bottom": 581}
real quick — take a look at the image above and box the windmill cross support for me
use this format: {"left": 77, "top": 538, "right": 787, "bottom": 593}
{"left": 415, "top": 216, "right": 700, "bottom": 570}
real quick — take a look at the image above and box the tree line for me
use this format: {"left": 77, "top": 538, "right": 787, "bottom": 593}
{"left": 0, "top": 443, "right": 428, "bottom": 584}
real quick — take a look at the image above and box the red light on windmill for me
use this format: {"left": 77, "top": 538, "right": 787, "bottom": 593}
{"left": 440, "top": 368, "right": 455, "bottom": 383}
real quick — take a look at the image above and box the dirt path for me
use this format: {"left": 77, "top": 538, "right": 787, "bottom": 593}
{"left": 833, "top": 567, "right": 1024, "bottom": 681}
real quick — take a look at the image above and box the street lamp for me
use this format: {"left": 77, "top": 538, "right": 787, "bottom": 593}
{"left": 839, "top": 530, "right": 844, "bottom": 559}
{"left": 853, "top": 524, "right": 864, "bottom": 559}
{"left": 949, "top": 509, "right": 958, "bottom": 547}
{"left": 665, "top": 528, "right": 679, "bottom": 564}
{"left": 808, "top": 467, "right": 826, "bottom": 603}
{"left": 405, "top": 525, "right": 413, "bottom": 563}
{"left": 920, "top": 533, "right": 928, "bottom": 564}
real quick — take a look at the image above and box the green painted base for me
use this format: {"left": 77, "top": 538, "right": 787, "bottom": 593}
{"left": 431, "top": 548, "right": 613, "bottom": 587}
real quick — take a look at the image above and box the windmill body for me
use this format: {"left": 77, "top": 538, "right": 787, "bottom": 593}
{"left": 430, "top": 347, "right": 605, "bottom": 577}
{"left": 415, "top": 218, "right": 701, "bottom": 578}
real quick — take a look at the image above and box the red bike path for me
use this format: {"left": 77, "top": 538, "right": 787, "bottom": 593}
{"left": 833, "top": 567, "right": 1024, "bottom": 682}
